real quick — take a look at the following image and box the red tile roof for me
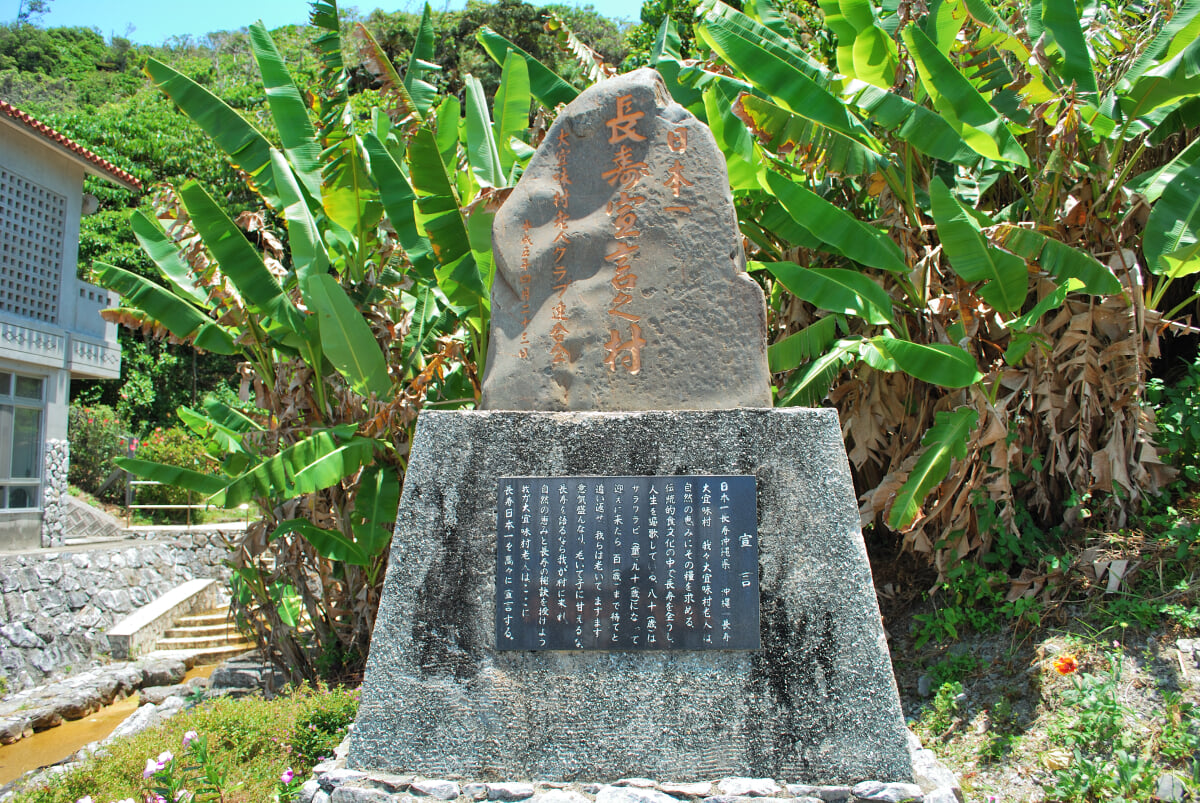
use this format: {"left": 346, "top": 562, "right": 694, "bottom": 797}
{"left": 0, "top": 100, "right": 142, "bottom": 191}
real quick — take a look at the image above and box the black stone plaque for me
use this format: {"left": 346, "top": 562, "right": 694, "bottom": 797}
{"left": 496, "top": 475, "right": 760, "bottom": 650}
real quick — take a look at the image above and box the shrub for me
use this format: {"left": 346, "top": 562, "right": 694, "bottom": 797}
{"left": 290, "top": 685, "right": 359, "bottom": 766}
{"left": 11, "top": 683, "right": 358, "bottom": 803}
{"left": 132, "top": 426, "right": 215, "bottom": 523}
{"left": 1148, "top": 358, "right": 1200, "bottom": 484}
{"left": 66, "top": 404, "right": 128, "bottom": 501}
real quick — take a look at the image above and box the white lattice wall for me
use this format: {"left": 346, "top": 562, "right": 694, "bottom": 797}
{"left": 0, "top": 167, "right": 65, "bottom": 325}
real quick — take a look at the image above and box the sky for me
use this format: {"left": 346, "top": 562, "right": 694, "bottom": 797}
{"left": 29, "top": 0, "right": 645, "bottom": 45}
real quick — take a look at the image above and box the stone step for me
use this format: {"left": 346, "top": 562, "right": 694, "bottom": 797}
{"left": 147, "top": 643, "right": 257, "bottom": 666}
{"left": 162, "top": 622, "right": 239, "bottom": 639}
{"left": 156, "top": 633, "right": 251, "bottom": 650}
{"left": 108, "top": 579, "right": 224, "bottom": 661}
{"left": 174, "top": 610, "right": 232, "bottom": 627}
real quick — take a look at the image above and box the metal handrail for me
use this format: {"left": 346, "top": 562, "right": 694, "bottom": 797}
{"left": 125, "top": 476, "right": 210, "bottom": 528}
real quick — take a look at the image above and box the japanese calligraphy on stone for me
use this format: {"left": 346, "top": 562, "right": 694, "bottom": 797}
{"left": 496, "top": 475, "right": 760, "bottom": 651}
{"left": 481, "top": 68, "right": 771, "bottom": 411}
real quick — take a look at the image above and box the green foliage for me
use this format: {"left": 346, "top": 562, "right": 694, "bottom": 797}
{"left": 12, "top": 684, "right": 357, "bottom": 803}
{"left": 1046, "top": 655, "right": 1164, "bottom": 802}
{"left": 364, "top": 0, "right": 627, "bottom": 101}
{"left": 132, "top": 426, "right": 216, "bottom": 522}
{"left": 1148, "top": 356, "right": 1200, "bottom": 482}
{"left": 290, "top": 685, "right": 359, "bottom": 766}
{"left": 917, "top": 680, "right": 964, "bottom": 736}
{"left": 66, "top": 404, "right": 128, "bottom": 502}
{"left": 644, "top": 0, "right": 1200, "bottom": 572}
{"left": 928, "top": 651, "right": 980, "bottom": 688}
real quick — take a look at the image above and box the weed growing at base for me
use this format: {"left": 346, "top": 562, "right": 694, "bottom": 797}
{"left": 11, "top": 683, "right": 357, "bottom": 803}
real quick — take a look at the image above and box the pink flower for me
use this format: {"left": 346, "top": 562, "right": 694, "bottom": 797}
{"left": 74, "top": 797, "right": 94, "bottom": 803}
{"left": 182, "top": 730, "right": 198, "bottom": 747}
{"left": 143, "top": 758, "right": 158, "bottom": 778}
{"left": 157, "top": 750, "right": 174, "bottom": 765}
{"left": 281, "top": 768, "right": 295, "bottom": 784}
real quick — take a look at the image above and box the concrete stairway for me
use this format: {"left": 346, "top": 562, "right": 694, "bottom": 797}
{"left": 153, "top": 606, "right": 255, "bottom": 664}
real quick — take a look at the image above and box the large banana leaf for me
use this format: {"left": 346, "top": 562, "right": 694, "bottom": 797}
{"left": 763, "top": 171, "right": 908, "bottom": 272}
{"left": 1006, "top": 279, "right": 1082, "bottom": 332}
{"left": 764, "top": 261, "right": 895, "bottom": 324}
{"left": 363, "top": 132, "right": 432, "bottom": 265}
{"left": 735, "top": 93, "right": 885, "bottom": 176}
{"left": 1127, "top": 138, "right": 1200, "bottom": 203}
{"left": 697, "top": 0, "right": 828, "bottom": 80}
{"left": 493, "top": 52, "right": 531, "bottom": 177}
{"left": 222, "top": 426, "right": 374, "bottom": 507}
{"left": 353, "top": 23, "right": 423, "bottom": 127}
{"left": 272, "top": 518, "right": 374, "bottom": 565}
{"left": 887, "top": 406, "right": 978, "bottom": 529}
{"left": 321, "top": 107, "right": 383, "bottom": 277}
{"left": 1040, "top": 0, "right": 1098, "bottom": 97}
{"left": 767, "top": 316, "right": 841, "bottom": 373}
{"left": 776, "top": 337, "right": 860, "bottom": 405}
{"left": 703, "top": 84, "right": 763, "bottom": 191}
{"left": 692, "top": 1, "right": 974, "bottom": 165}
{"left": 818, "top": 0, "right": 898, "bottom": 87}
{"left": 407, "top": 126, "right": 486, "bottom": 306}
{"left": 960, "top": 0, "right": 1053, "bottom": 103}
{"left": 404, "top": 4, "right": 440, "bottom": 117}
{"left": 202, "top": 397, "right": 263, "bottom": 433}
{"left": 178, "top": 181, "right": 308, "bottom": 336}
{"left": 1117, "top": 0, "right": 1200, "bottom": 88}
{"left": 271, "top": 151, "right": 329, "bottom": 294}
{"left": 349, "top": 465, "right": 400, "bottom": 559}
{"left": 993, "top": 225, "right": 1120, "bottom": 295}
{"left": 477, "top": 26, "right": 578, "bottom": 108}
{"left": 129, "top": 211, "right": 210, "bottom": 306}
{"left": 248, "top": 22, "right": 322, "bottom": 200}
{"left": 845, "top": 82, "right": 981, "bottom": 166}
{"left": 464, "top": 75, "right": 505, "bottom": 189}
{"left": 902, "top": 25, "right": 1029, "bottom": 166}
{"left": 143, "top": 59, "right": 283, "bottom": 211}
{"left": 177, "top": 405, "right": 251, "bottom": 456}
{"left": 1144, "top": 146, "right": 1200, "bottom": 274}
{"left": 1120, "top": 37, "right": 1200, "bottom": 122}
{"left": 649, "top": 18, "right": 704, "bottom": 114}
{"left": 922, "top": 0, "right": 966, "bottom": 55}
{"left": 697, "top": 5, "right": 877, "bottom": 146}
{"left": 94, "top": 261, "right": 237, "bottom": 354}
{"left": 870, "top": 336, "right": 983, "bottom": 387}
{"left": 930, "top": 178, "right": 1027, "bottom": 312}
{"left": 306, "top": 274, "right": 392, "bottom": 399}
{"left": 116, "top": 457, "right": 230, "bottom": 502}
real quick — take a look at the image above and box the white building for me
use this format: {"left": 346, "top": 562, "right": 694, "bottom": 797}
{"left": 0, "top": 100, "right": 138, "bottom": 550}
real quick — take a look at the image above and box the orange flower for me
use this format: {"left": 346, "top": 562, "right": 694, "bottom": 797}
{"left": 1053, "top": 654, "right": 1079, "bottom": 674}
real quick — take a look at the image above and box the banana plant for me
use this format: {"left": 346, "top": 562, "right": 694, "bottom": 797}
{"left": 669, "top": 0, "right": 1197, "bottom": 568}
{"left": 97, "top": 1, "right": 536, "bottom": 681}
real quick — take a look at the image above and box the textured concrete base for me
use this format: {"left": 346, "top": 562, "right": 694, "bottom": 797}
{"left": 351, "top": 409, "right": 911, "bottom": 784}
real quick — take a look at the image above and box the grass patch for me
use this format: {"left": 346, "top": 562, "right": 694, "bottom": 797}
{"left": 12, "top": 683, "right": 356, "bottom": 803}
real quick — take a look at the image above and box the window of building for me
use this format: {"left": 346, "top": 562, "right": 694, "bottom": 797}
{"left": 0, "top": 167, "right": 65, "bottom": 325}
{"left": 0, "top": 372, "right": 43, "bottom": 508}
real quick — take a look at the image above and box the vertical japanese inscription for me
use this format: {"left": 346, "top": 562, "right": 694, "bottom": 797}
{"left": 550, "top": 127, "right": 572, "bottom": 365}
{"left": 496, "top": 475, "right": 760, "bottom": 651}
{"left": 602, "top": 94, "right": 648, "bottom": 375}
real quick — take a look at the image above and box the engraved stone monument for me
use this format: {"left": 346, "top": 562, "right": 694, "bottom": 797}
{"left": 350, "top": 69, "right": 912, "bottom": 784}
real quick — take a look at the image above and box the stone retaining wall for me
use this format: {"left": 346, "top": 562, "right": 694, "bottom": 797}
{"left": 0, "top": 529, "right": 233, "bottom": 692}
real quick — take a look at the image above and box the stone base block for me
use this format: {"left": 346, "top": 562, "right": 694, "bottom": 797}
{"left": 351, "top": 409, "right": 911, "bottom": 783}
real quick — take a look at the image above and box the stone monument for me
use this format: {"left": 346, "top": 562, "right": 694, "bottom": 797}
{"left": 350, "top": 69, "right": 912, "bottom": 784}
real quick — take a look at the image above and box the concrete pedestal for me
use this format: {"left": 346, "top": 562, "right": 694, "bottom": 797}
{"left": 350, "top": 408, "right": 912, "bottom": 783}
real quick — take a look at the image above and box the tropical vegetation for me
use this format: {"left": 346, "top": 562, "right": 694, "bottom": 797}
{"left": 6, "top": 0, "right": 1199, "bottom": 677}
